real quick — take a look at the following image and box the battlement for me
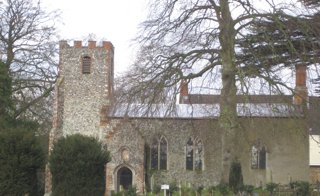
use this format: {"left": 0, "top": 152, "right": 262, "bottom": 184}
{"left": 59, "top": 40, "right": 114, "bottom": 51}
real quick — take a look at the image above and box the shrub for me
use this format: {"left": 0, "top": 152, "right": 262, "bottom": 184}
{"left": 169, "top": 182, "right": 179, "bottom": 194}
{"left": 266, "top": 182, "right": 278, "bottom": 196}
{"left": 126, "top": 186, "right": 137, "bottom": 196}
{"left": 216, "top": 183, "right": 231, "bottom": 196}
{"left": 49, "top": 134, "right": 110, "bottom": 196}
{"left": 290, "top": 181, "right": 311, "bottom": 196}
{"left": 229, "top": 159, "right": 243, "bottom": 194}
{"left": 0, "top": 124, "right": 45, "bottom": 196}
{"left": 243, "top": 185, "right": 254, "bottom": 195}
{"left": 153, "top": 184, "right": 161, "bottom": 194}
{"left": 181, "top": 185, "right": 196, "bottom": 196}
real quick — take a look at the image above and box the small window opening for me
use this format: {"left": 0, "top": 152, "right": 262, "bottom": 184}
{"left": 82, "top": 56, "right": 91, "bottom": 74}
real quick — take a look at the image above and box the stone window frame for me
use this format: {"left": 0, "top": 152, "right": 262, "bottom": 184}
{"left": 150, "top": 135, "right": 168, "bottom": 170}
{"left": 251, "top": 141, "right": 267, "bottom": 169}
{"left": 186, "top": 137, "right": 204, "bottom": 171}
{"left": 81, "top": 55, "right": 91, "bottom": 74}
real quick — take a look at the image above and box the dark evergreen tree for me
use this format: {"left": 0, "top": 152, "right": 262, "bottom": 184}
{"left": 229, "top": 159, "right": 243, "bottom": 194}
{"left": 237, "top": 15, "right": 320, "bottom": 77}
{"left": 0, "top": 121, "right": 45, "bottom": 196}
{"left": 49, "top": 134, "right": 111, "bottom": 196}
{"left": 236, "top": 2, "right": 320, "bottom": 94}
{"left": 0, "top": 60, "right": 13, "bottom": 130}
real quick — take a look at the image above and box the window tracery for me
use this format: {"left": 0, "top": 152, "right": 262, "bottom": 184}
{"left": 186, "top": 137, "right": 203, "bottom": 171}
{"left": 150, "top": 136, "right": 167, "bottom": 170}
{"left": 251, "top": 142, "right": 266, "bottom": 169}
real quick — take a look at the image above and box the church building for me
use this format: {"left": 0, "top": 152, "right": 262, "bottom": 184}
{"left": 45, "top": 40, "right": 318, "bottom": 195}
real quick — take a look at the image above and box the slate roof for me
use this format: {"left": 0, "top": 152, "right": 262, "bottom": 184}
{"left": 109, "top": 103, "right": 302, "bottom": 119}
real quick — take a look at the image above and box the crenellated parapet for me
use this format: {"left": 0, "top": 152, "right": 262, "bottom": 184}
{"left": 59, "top": 40, "right": 114, "bottom": 50}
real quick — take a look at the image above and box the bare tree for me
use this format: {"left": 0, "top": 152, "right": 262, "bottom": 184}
{"left": 117, "top": 0, "right": 319, "bottom": 182}
{"left": 298, "top": 0, "right": 320, "bottom": 95}
{"left": 0, "top": 0, "right": 59, "bottom": 132}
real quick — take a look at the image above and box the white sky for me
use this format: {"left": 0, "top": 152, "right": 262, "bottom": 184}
{"left": 42, "top": 0, "right": 149, "bottom": 74}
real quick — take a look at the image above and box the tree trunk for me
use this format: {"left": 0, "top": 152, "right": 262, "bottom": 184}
{"left": 218, "top": 0, "right": 238, "bottom": 184}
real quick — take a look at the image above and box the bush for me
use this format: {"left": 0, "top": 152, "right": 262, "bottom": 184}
{"left": 112, "top": 186, "right": 137, "bottom": 196}
{"left": 243, "top": 185, "right": 254, "bottom": 195}
{"left": 0, "top": 124, "right": 45, "bottom": 195}
{"left": 266, "top": 182, "right": 278, "bottom": 196}
{"left": 229, "top": 159, "right": 243, "bottom": 194}
{"left": 166, "top": 182, "right": 179, "bottom": 194}
{"left": 49, "top": 134, "right": 110, "bottom": 196}
{"left": 181, "top": 185, "right": 196, "bottom": 196}
{"left": 290, "top": 181, "right": 311, "bottom": 196}
{"left": 216, "top": 183, "right": 231, "bottom": 196}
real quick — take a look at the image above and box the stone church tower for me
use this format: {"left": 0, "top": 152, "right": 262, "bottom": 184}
{"left": 52, "top": 40, "right": 114, "bottom": 137}
{"left": 45, "top": 40, "right": 115, "bottom": 194}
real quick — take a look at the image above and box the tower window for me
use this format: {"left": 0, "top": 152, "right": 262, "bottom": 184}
{"left": 82, "top": 56, "right": 91, "bottom": 74}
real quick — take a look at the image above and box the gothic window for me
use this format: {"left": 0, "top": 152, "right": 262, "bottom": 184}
{"left": 186, "top": 137, "right": 203, "bottom": 171}
{"left": 159, "top": 137, "right": 167, "bottom": 170}
{"left": 186, "top": 138, "right": 193, "bottom": 170}
{"left": 82, "top": 55, "right": 91, "bottom": 74}
{"left": 251, "top": 145, "right": 258, "bottom": 168}
{"left": 251, "top": 145, "right": 266, "bottom": 169}
{"left": 194, "top": 139, "right": 203, "bottom": 170}
{"left": 259, "top": 146, "right": 266, "bottom": 169}
{"left": 150, "top": 136, "right": 167, "bottom": 170}
{"left": 151, "top": 138, "right": 158, "bottom": 170}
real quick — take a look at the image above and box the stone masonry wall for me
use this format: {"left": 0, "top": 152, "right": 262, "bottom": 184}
{"left": 102, "top": 118, "right": 223, "bottom": 192}
{"left": 104, "top": 118, "right": 145, "bottom": 194}
{"left": 58, "top": 40, "right": 113, "bottom": 138}
{"left": 102, "top": 116, "right": 309, "bottom": 193}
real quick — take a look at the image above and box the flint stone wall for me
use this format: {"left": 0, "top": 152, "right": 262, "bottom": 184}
{"left": 103, "top": 117, "right": 308, "bottom": 190}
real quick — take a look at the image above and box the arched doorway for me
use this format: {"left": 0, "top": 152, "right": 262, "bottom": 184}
{"left": 117, "top": 167, "right": 133, "bottom": 192}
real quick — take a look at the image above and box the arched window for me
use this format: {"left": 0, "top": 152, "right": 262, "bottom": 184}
{"left": 251, "top": 144, "right": 266, "bottom": 169}
{"left": 159, "top": 137, "right": 167, "bottom": 170}
{"left": 82, "top": 55, "right": 91, "bottom": 74}
{"left": 259, "top": 146, "right": 266, "bottom": 169}
{"left": 186, "top": 138, "right": 193, "bottom": 170}
{"left": 186, "top": 137, "right": 203, "bottom": 171}
{"left": 151, "top": 138, "right": 158, "bottom": 170}
{"left": 150, "top": 136, "right": 167, "bottom": 170}
{"left": 194, "top": 139, "right": 203, "bottom": 170}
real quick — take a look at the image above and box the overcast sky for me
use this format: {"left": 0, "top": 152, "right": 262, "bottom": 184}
{"left": 42, "top": 0, "right": 149, "bottom": 74}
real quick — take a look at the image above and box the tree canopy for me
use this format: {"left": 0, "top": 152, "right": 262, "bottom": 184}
{"left": 0, "top": 121, "right": 45, "bottom": 196}
{"left": 0, "top": 0, "right": 59, "bottom": 132}
{"left": 117, "top": 0, "right": 320, "bottom": 182}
